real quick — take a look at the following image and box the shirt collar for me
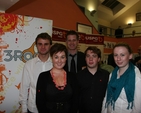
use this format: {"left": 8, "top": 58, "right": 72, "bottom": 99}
{"left": 68, "top": 52, "right": 78, "bottom": 56}
{"left": 35, "top": 55, "right": 52, "bottom": 63}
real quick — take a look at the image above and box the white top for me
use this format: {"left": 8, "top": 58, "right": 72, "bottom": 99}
{"left": 19, "top": 56, "right": 53, "bottom": 113}
{"left": 102, "top": 66, "right": 141, "bottom": 113}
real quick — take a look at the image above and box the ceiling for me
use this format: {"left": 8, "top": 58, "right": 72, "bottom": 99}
{"left": 74, "top": 0, "right": 140, "bottom": 22}
{"left": 0, "top": 0, "right": 19, "bottom": 12}
{"left": 0, "top": 0, "right": 140, "bottom": 23}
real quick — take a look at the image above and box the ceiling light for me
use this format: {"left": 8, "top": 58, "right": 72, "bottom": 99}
{"left": 90, "top": 10, "right": 97, "bottom": 16}
{"left": 128, "top": 23, "right": 132, "bottom": 25}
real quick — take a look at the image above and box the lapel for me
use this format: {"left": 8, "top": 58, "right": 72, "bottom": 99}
{"left": 77, "top": 52, "right": 83, "bottom": 72}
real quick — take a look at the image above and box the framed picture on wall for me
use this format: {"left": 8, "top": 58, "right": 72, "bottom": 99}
{"left": 136, "top": 12, "right": 141, "bottom": 21}
{"left": 77, "top": 23, "right": 92, "bottom": 34}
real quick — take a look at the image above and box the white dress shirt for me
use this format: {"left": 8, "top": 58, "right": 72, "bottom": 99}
{"left": 19, "top": 56, "right": 52, "bottom": 113}
{"left": 102, "top": 66, "right": 141, "bottom": 113}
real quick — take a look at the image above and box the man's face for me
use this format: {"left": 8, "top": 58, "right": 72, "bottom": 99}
{"left": 66, "top": 35, "right": 79, "bottom": 51}
{"left": 36, "top": 38, "right": 51, "bottom": 55}
{"left": 85, "top": 50, "right": 100, "bottom": 69}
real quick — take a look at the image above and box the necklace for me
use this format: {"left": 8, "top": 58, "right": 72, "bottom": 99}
{"left": 51, "top": 70, "right": 67, "bottom": 90}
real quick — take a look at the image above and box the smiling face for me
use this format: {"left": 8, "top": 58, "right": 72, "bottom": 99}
{"left": 113, "top": 46, "right": 132, "bottom": 69}
{"left": 66, "top": 35, "right": 79, "bottom": 51}
{"left": 52, "top": 51, "right": 67, "bottom": 70}
{"left": 85, "top": 50, "right": 100, "bottom": 69}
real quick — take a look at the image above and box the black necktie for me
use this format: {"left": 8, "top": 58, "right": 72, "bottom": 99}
{"left": 70, "top": 54, "right": 76, "bottom": 73}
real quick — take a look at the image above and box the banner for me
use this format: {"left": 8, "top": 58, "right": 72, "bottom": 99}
{"left": 52, "top": 27, "right": 68, "bottom": 45}
{"left": 85, "top": 34, "right": 104, "bottom": 60}
{"left": 0, "top": 13, "right": 52, "bottom": 113}
{"left": 52, "top": 27, "right": 104, "bottom": 53}
{"left": 85, "top": 34, "right": 104, "bottom": 45}
{"left": 77, "top": 32, "right": 86, "bottom": 52}
{"left": 52, "top": 27, "right": 68, "bottom": 41}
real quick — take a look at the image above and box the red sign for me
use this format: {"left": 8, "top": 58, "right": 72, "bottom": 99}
{"left": 52, "top": 27, "right": 68, "bottom": 42}
{"left": 77, "top": 32, "right": 86, "bottom": 43}
{"left": 53, "top": 27, "right": 104, "bottom": 45}
{"left": 85, "top": 34, "right": 104, "bottom": 45}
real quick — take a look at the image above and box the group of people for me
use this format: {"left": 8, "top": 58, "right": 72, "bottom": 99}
{"left": 19, "top": 30, "right": 141, "bottom": 113}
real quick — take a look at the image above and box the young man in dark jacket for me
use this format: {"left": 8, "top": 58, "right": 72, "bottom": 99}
{"left": 77, "top": 46, "right": 109, "bottom": 113}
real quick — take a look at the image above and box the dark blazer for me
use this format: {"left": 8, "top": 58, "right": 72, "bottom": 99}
{"left": 115, "top": 28, "right": 123, "bottom": 38}
{"left": 134, "top": 56, "right": 141, "bottom": 71}
{"left": 107, "top": 53, "right": 116, "bottom": 68}
{"left": 64, "top": 51, "right": 86, "bottom": 73}
{"left": 77, "top": 68, "right": 109, "bottom": 113}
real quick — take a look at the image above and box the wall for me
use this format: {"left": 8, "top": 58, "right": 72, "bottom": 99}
{"left": 6, "top": 0, "right": 98, "bottom": 34}
{"left": 123, "top": 25, "right": 141, "bottom": 37}
{"left": 5, "top": 0, "right": 141, "bottom": 54}
{"left": 98, "top": 18, "right": 111, "bottom": 27}
{"left": 85, "top": 9, "right": 98, "bottom": 30}
{"left": 104, "top": 36, "right": 141, "bottom": 54}
{"left": 74, "top": 0, "right": 99, "bottom": 30}
{"left": 117, "top": 36, "right": 141, "bottom": 53}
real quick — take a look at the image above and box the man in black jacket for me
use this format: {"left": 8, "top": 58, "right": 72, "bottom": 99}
{"left": 115, "top": 26, "right": 123, "bottom": 38}
{"left": 134, "top": 45, "right": 141, "bottom": 71}
{"left": 107, "top": 53, "right": 117, "bottom": 68}
{"left": 77, "top": 46, "right": 109, "bottom": 113}
{"left": 64, "top": 30, "right": 86, "bottom": 74}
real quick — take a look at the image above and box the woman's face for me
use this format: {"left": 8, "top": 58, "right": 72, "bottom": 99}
{"left": 113, "top": 46, "right": 132, "bottom": 69}
{"left": 52, "top": 51, "right": 67, "bottom": 69}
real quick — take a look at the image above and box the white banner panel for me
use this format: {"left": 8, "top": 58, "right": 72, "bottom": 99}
{"left": 0, "top": 13, "right": 52, "bottom": 113}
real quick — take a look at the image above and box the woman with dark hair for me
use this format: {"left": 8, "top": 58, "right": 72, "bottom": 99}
{"left": 36, "top": 43, "right": 78, "bottom": 113}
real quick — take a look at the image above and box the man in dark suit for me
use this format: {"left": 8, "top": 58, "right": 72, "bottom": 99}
{"left": 64, "top": 30, "right": 86, "bottom": 73}
{"left": 107, "top": 53, "right": 117, "bottom": 68}
{"left": 115, "top": 26, "right": 123, "bottom": 38}
{"left": 134, "top": 45, "right": 141, "bottom": 71}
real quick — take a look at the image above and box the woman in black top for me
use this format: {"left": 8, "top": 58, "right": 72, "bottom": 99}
{"left": 36, "top": 43, "right": 78, "bottom": 113}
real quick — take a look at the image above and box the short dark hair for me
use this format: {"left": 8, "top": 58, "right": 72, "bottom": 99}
{"left": 66, "top": 30, "right": 79, "bottom": 40}
{"left": 35, "top": 32, "right": 52, "bottom": 45}
{"left": 50, "top": 43, "right": 67, "bottom": 57}
{"left": 113, "top": 42, "right": 132, "bottom": 54}
{"left": 85, "top": 46, "right": 101, "bottom": 58}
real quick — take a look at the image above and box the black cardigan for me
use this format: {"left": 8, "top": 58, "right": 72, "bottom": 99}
{"left": 36, "top": 70, "right": 78, "bottom": 113}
